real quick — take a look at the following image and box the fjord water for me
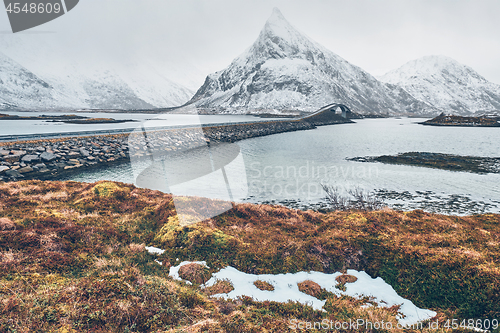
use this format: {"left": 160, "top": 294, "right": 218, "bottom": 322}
{"left": 0, "top": 112, "right": 276, "bottom": 137}
{"left": 64, "top": 117, "right": 500, "bottom": 214}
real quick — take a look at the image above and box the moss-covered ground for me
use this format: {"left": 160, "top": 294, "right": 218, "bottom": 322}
{"left": 0, "top": 180, "right": 498, "bottom": 332}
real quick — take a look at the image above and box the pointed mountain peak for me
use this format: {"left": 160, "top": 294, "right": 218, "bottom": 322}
{"left": 261, "top": 8, "right": 298, "bottom": 41}
{"left": 268, "top": 7, "right": 286, "bottom": 23}
{"left": 188, "top": 6, "right": 436, "bottom": 115}
{"left": 246, "top": 7, "right": 326, "bottom": 62}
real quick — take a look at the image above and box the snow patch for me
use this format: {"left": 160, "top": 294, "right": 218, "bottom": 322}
{"left": 144, "top": 246, "right": 165, "bottom": 255}
{"left": 167, "top": 261, "right": 436, "bottom": 326}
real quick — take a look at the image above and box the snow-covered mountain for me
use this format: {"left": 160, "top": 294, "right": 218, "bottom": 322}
{"left": 0, "top": 37, "right": 194, "bottom": 110}
{"left": 186, "top": 8, "right": 435, "bottom": 115}
{"left": 0, "top": 52, "right": 58, "bottom": 110}
{"left": 379, "top": 55, "right": 500, "bottom": 114}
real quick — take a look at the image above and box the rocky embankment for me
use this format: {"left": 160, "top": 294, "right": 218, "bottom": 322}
{"left": 203, "top": 120, "right": 315, "bottom": 142}
{"left": 0, "top": 135, "right": 129, "bottom": 181}
{"left": 0, "top": 119, "right": 322, "bottom": 181}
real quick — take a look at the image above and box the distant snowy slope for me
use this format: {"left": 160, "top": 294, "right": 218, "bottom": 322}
{"left": 0, "top": 52, "right": 58, "bottom": 110}
{"left": 187, "top": 8, "right": 435, "bottom": 115}
{"left": 0, "top": 36, "right": 194, "bottom": 110}
{"left": 379, "top": 55, "right": 500, "bottom": 114}
{"left": 113, "top": 61, "right": 194, "bottom": 108}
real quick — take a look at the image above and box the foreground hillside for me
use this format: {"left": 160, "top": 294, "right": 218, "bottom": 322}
{"left": 0, "top": 180, "right": 499, "bottom": 332}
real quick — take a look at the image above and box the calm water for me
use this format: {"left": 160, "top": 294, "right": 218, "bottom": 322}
{"left": 63, "top": 117, "right": 500, "bottom": 215}
{"left": 0, "top": 111, "right": 281, "bottom": 136}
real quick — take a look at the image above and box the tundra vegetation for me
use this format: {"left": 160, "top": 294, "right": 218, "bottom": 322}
{"left": 0, "top": 180, "right": 499, "bottom": 332}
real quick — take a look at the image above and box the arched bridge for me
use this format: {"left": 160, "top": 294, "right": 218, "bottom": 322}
{"left": 299, "top": 103, "right": 354, "bottom": 126}
{"left": 302, "top": 103, "right": 353, "bottom": 120}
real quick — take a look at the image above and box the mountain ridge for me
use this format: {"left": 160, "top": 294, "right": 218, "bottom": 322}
{"left": 379, "top": 55, "right": 500, "bottom": 114}
{"left": 185, "top": 8, "right": 436, "bottom": 115}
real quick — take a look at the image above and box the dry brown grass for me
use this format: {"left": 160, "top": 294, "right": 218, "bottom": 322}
{"left": 39, "top": 190, "right": 69, "bottom": 202}
{"left": 335, "top": 274, "right": 358, "bottom": 284}
{"left": 0, "top": 180, "right": 499, "bottom": 332}
{"left": 204, "top": 279, "right": 234, "bottom": 296}
{"left": 0, "top": 248, "right": 22, "bottom": 265}
{"left": 0, "top": 217, "right": 16, "bottom": 230}
{"left": 128, "top": 243, "right": 145, "bottom": 254}
{"left": 297, "top": 280, "right": 322, "bottom": 298}
{"left": 178, "top": 263, "right": 211, "bottom": 285}
{"left": 253, "top": 280, "right": 275, "bottom": 291}
{"left": 39, "top": 232, "right": 62, "bottom": 252}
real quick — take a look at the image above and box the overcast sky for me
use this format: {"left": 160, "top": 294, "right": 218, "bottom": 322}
{"left": 1, "top": 0, "right": 500, "bottom": 88}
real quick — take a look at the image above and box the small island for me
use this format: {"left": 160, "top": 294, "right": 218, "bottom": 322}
{"left": 348, "top": 151, "right": 500, "bottom": 174}
{"left": 420, "top": 113, "right": 500, "bottom": 127}
{"left": 47, "top": 117, "right": 137, "bottom": 124}
{"left": 0, "top": 113, "right": 136, "bottom": 124}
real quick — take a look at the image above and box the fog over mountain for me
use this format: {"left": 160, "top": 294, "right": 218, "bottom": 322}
{"left": 0, "top": 36, "right": 195, "bottom": 110}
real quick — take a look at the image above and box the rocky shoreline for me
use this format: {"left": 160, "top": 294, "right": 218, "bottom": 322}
{"left": 348, "top": 151, "right": 500, "bottom": 174}
{"left": 420, "top": 113, "right": 500, "bottom": 127}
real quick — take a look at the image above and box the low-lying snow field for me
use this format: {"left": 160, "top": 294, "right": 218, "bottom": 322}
{"left": 147, "top": 243, "right": 436, "bottom": 326}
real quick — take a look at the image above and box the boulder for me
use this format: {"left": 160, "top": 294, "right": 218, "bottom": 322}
{"left": 3, "top": 154, "right": 22, "bottom": 163}
{"left": 10, "top": 150, "right": 26, "bottom": 156}
{"left": 40, "top": 152, "right": 57, "bottom": 162}
{"left": 21, "top": 154, "right": 40, "bottom": 163}
{"left": 5, "top": 169, "right": 22, "bottom": 178}
{"left": 0, "top": 166, "right": 9, "bottom": 173}
{"left": 79, "top": 148, "right": 90, "bottom": 157}
{"left": 32, "top": 163, "right": 47, "bottom": 171}
{"left": 18, "top": 166, "right": 33, "bottom": 174}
